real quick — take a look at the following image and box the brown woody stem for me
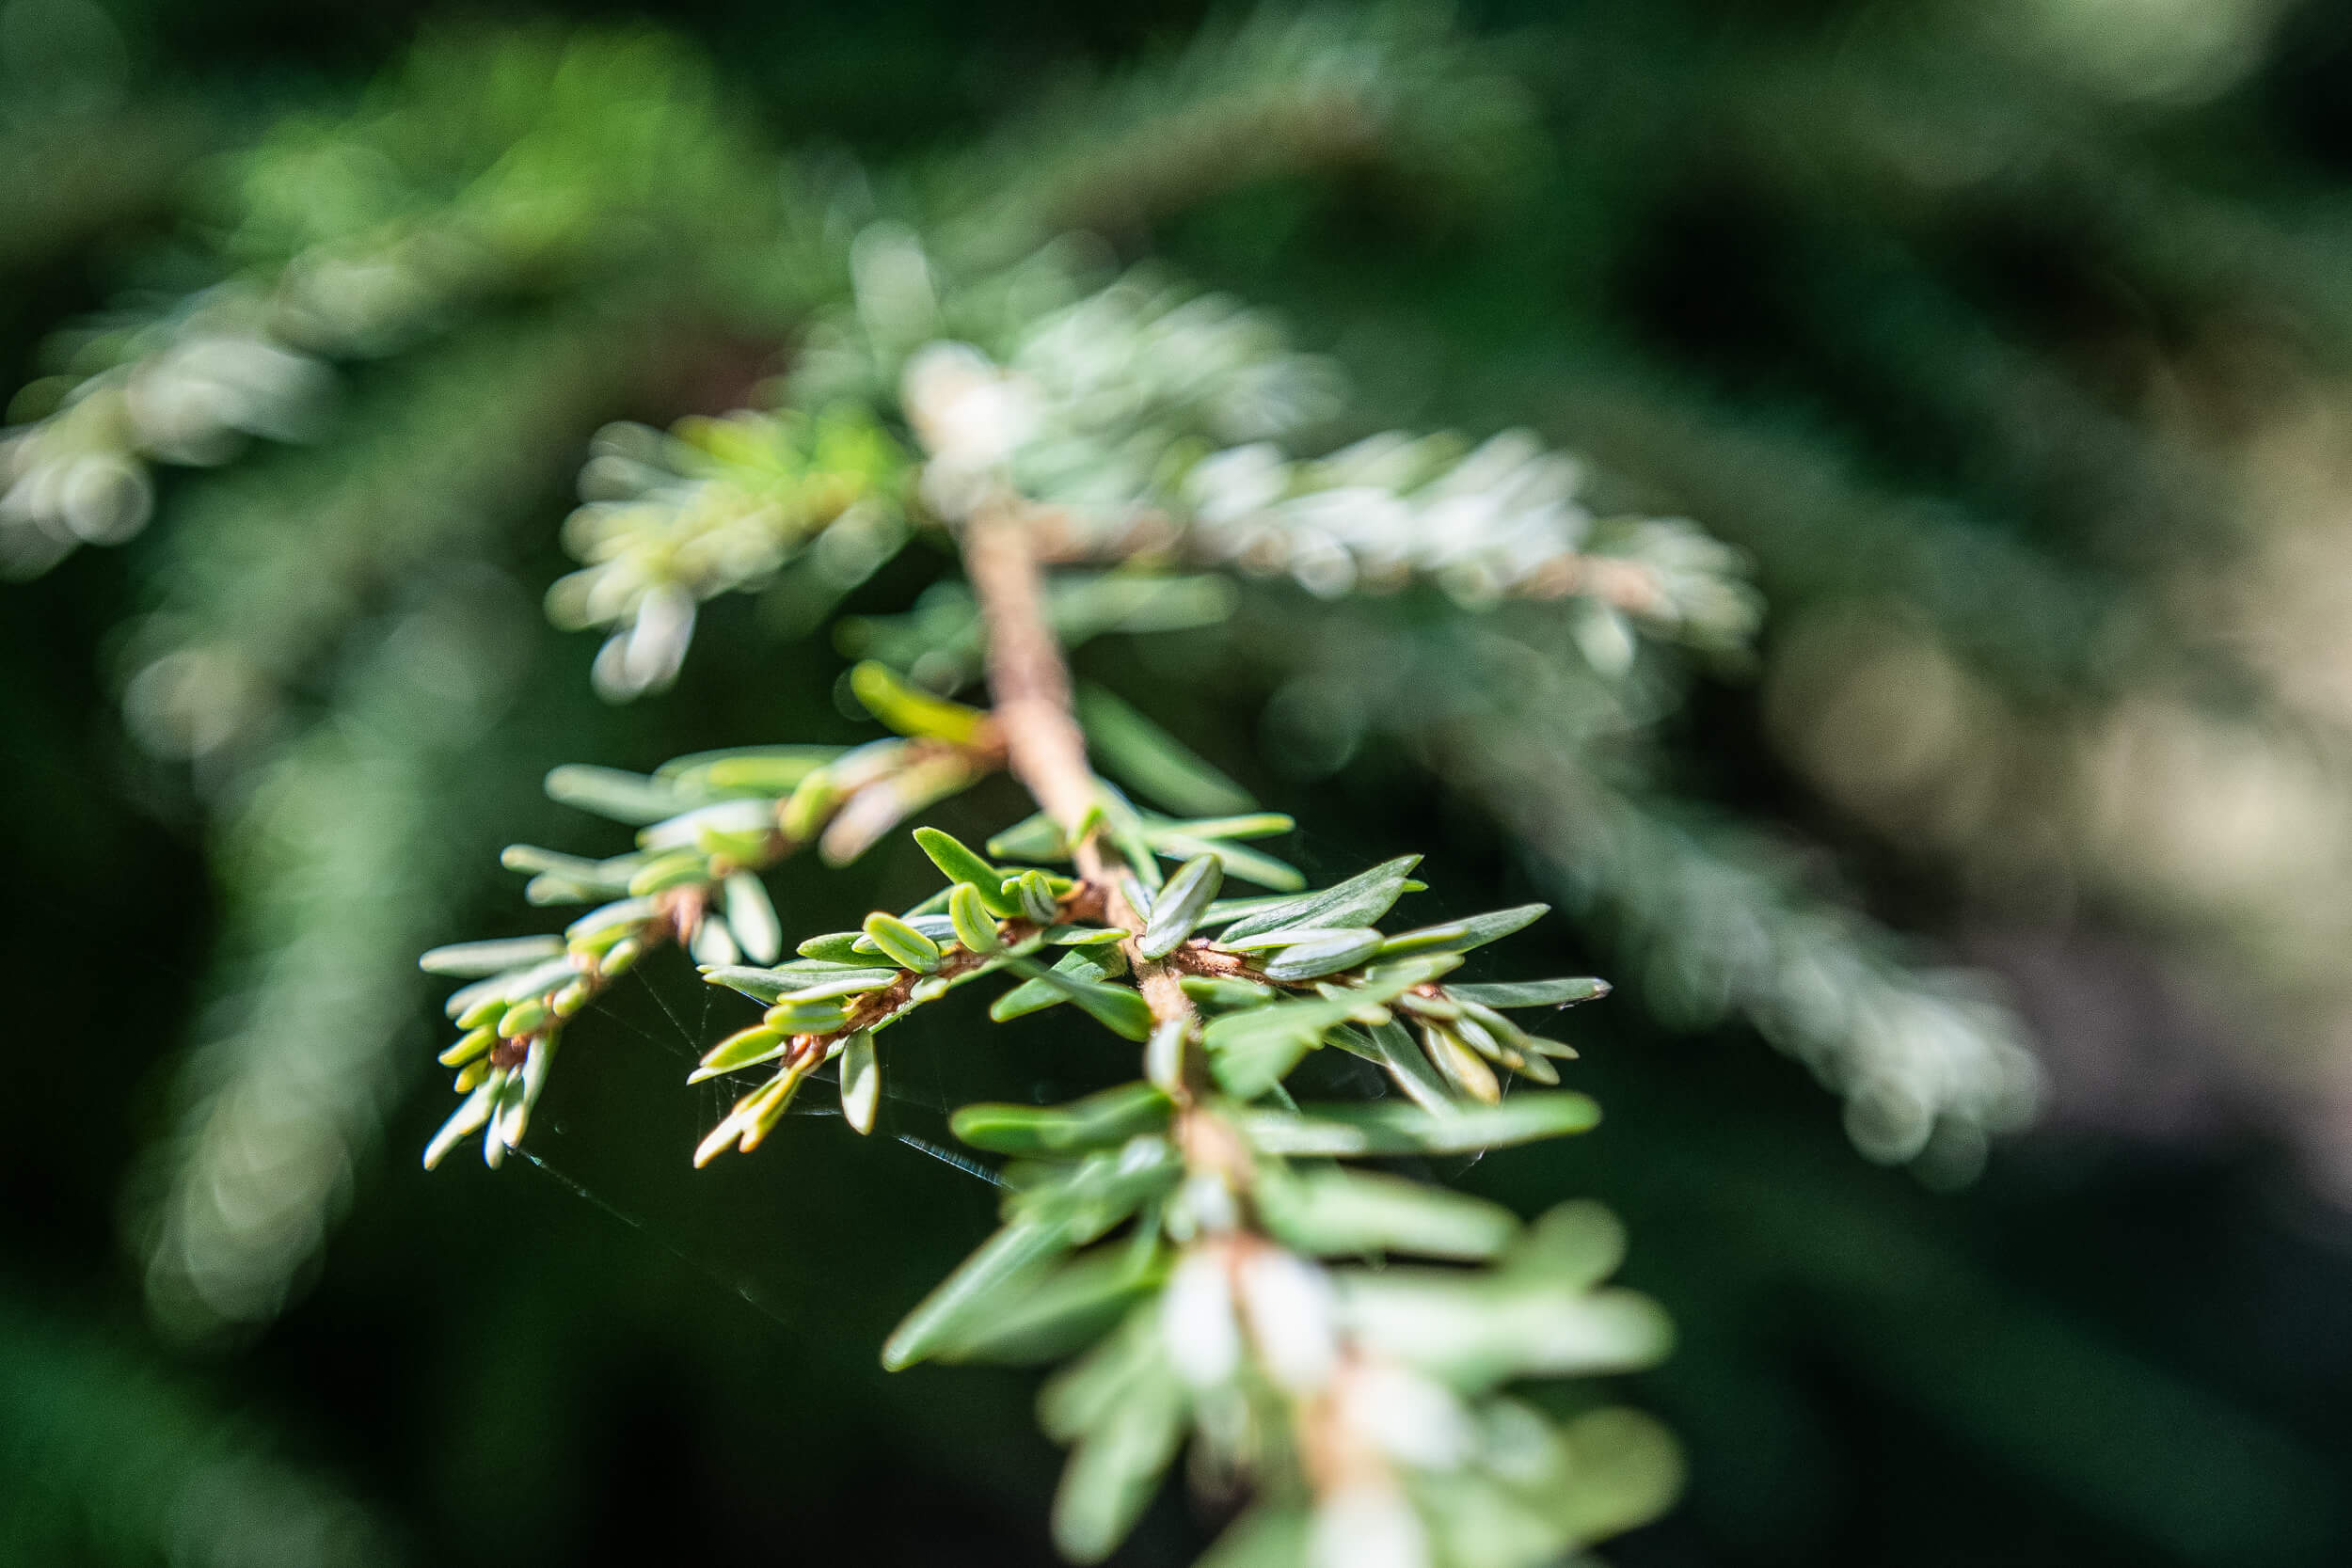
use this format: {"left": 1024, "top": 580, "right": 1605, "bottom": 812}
{"left": 962, "top": 502, "right": 1203, "bottom": 1087}
{"left": 964, "top": 504, "right": 1396, "bottom": 1511}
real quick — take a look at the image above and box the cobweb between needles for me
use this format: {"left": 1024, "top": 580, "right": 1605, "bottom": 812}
{"left": 500, "top": 949, "right": 1011, "bottom": 1330}
{"left": 497, "top": 823, "right": 1564, "bottom": 1314}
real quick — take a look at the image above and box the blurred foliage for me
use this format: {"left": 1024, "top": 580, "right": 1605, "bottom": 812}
{"left": 8, "top": 0, "right": 2352, "bottom": 1564}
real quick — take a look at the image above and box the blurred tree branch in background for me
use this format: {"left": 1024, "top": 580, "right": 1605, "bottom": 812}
{"left": 6, "top": 0, "right": 2352, "bottom": 1563}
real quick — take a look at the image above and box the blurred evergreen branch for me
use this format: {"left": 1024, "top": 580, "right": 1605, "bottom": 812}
{"left": 116, "top": 308, "right": 701, "bottom": 1338}
{"left": 0, "top": 103, "right": 215, "bottom": 278}
{"left": 6, "top": 0, "right": 2026, "bottom": 1345}
{"left": 17, "top": 0, "right": 2352, "bottom": 1560}
{"left": 1460, "top": 752, "right": 2038, "bottom": 1172}
{"left": 920, "top": 1, "right": 1542, "bottom": 265}
{"left": 0, "top": 1290, "right": 394, "bottom": 1564}
{"left": 131, "top": 572, "right": 532, "bottom": 1333}
{"left": 123, "top": 307, "right": 687, "bottom": 768}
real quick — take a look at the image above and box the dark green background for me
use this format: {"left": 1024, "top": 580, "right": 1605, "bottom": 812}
{"left": 8, "top": 2, "right": 2352, "bottom": 1564}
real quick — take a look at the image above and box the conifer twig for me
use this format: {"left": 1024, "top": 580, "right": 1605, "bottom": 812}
{"left": 964, "top": 499, "right": 1409, "bottom": 1520}
{"left": 966, "top": 503, "right": 1201, "bottom": 1053}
